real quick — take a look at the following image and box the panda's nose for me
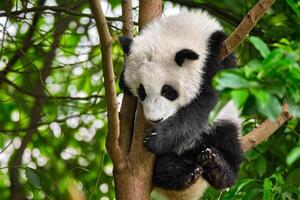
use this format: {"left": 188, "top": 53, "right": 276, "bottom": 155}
{"left": 149, "top": 118, "right": 163, "bottom": 123}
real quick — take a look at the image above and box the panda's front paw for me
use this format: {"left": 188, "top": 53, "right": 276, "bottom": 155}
{"left": 143, "top": 127, "right": 172, "bottom": 154}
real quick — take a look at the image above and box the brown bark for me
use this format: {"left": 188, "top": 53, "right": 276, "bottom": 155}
{"left": 90, "top": 0, "right": 161, "bottom": 199}
{"left": 138, "top": 0, "right": 163, "bottom": 29}
{"left": 241, "top": 104, "right": 291, "bottom": 152}
{"left": 89, "top": 0, "right": 126, "bottom": 170}
{"left": 219, "top": 0, "right": 275, "bottom": 60}
{"left": 119, "top": 0, "right": 137, "bottom": 155}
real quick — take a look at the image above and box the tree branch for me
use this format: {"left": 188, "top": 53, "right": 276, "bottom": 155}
{"left": 219, "top": 0, "right": 275, "bottom": 60}
{"left": 119, "top": 0, "right": 137, "bottom": 155}
{"left": 121, "top": 0, "right": 134, "bottom": 38}
{"left": 89, "top": 0, "right": 126, "bottom": 170}
{"left": 0, "top": 5, "right": 92, "bottom": 18}
{"left": 241, "top": 104, "right": 291, "bottom": 152}
{"left": 0, "top": 5, "right": 128, "bottom": 23}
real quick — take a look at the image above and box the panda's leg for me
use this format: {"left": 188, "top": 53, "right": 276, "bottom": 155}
{"left": 199, "top": 147, "right": 237, "bottom": 189}
{"left": 199, "top": 120, "right": 243, "bottom": 189}
{"left": 153, "top": 153, "right": 203, "bottom": 190}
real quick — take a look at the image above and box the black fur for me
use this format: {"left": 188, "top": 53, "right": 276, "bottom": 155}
{"left": 119, "top": 36, "right": 133, "bottom": 55}
{"left": 119, "top": 30, "right": 242, "bottom": 190}
{"left": 119, "top": 70, "right": 132, "bottom": 95}
{"left": 138, "top": 84, "right": 147, "bottom": 101}
{"left": 153, "top": 120, "right": 243, "bottom": 190}
{"left": 175, "top": 49, "right": 199, "bottom": 66}
{"left": 143, "top": 31, "right": 234, "bottom": 155}
{"left": 161, "top": 85, "right": 178, "bottom": 101}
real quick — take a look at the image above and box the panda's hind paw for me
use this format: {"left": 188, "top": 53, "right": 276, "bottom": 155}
{"left": 199, "top": 147, "right": 224, "bottom": 169}
{"left": 186, "top": 167, "right": 203, "bottom": 185}
{"left": 201, "top": 148, "right": 216, "bottom": 161}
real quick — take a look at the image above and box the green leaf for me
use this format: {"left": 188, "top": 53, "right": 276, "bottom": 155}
{"left": 249, "top": 36, "right": 271, "bottom": 58}
{"left": 244, "top": 149, "right": 261, "bottom": 161}
{"left": 257, "top": 156, "right": 267, "bottom": 177}
{"left": 231, "top": 89, "right": 249, "bottom": 108}
{"left": 252, "top": 89, "right": 270, "bottom": 108}
{"left": 263, "top": 178, "right": 273, "bottom": 200}
{"left": 286, "top": 146, "right": 300, "bottom": 166}
{"left": 287, "top": 0, "right": 300, "bottom": 18}
{"left": 25, "top": 167, "right": 42, "bottom": 189}
{"left": 287, "top": 101, "right": 300, "bottom": 118}
{"left": 223, "top": 179, "right": 255, "bottom": 199}
{"left": 216, "top": 73, "right": 250, "bottom": 90}
{"left": 110, "top": 0, "right": 121, "bottom": 9}
{"left": 257, "top": 96, "right": 281, "bottom": 121}
{"left": 263, "top": 49, "right": 285, "bottom": 70}
{"left": 287, "top": 168, "right": 300, "bottom": 186}
{"left": 270, "top": 173, "right": 285, "bottom": 185}
{"left": 264, "top": 82, "right": 286, "bottom": 98}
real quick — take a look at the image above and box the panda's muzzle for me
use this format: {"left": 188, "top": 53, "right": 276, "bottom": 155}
{"left": 149, "top": 118, "right": 163, "bottom": 123}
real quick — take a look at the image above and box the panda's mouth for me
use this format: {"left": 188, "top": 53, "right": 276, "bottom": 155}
{"left": 149, "top": 118, "right": 163, "bottom": 124}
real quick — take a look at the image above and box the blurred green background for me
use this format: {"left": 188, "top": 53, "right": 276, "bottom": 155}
{"left": 0, "top": 0, "right": 300, "bottom": 199}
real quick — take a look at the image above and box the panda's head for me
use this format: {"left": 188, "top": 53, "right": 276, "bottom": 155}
{"left": 119, "top": 11, "right": 222, "bottom": 123}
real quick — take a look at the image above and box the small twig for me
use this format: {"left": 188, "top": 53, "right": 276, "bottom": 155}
{"left": 0, "top": 5, "right": 92, "bottom": 18}
{"left": 0, "top": 5, "right": 126, "bottom": 23}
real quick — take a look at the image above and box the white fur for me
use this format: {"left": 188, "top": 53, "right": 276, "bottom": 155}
{"left": 124, "top": 10, "right": 222, "bottom": 122}
{"left": 216, "top": 100, "right": 242, "bottom": 131}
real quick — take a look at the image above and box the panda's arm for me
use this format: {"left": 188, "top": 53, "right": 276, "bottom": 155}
{"left": 143, "top": 31, "right": 236, "bottom": 154}
{"left": 144, "top": 88, "right": 217, "bottom": 154}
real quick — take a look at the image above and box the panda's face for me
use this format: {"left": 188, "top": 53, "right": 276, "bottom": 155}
{"left": 119, "top": 11, "right": 216, "bottom": 123}
{"left": 123, "top": 51, "right": 184, "bottom": 122}
{"left": 122, "top": 42, "right": 205, "bottom": 123}
{"left": 137, "top": 83, "right": 179, "bottom": 123}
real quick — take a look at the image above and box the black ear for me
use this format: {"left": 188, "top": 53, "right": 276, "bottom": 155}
{"left": 119, "top": 70, "right": 133, "bottom": 95}
{"left": 175, "top": 49, "right": 199, "bottom": 66}
{"left": 119, "top": 36, "right": 133, "bottom": 55}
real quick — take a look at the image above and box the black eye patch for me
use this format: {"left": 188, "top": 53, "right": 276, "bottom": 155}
{"left": 137, "top": 84, "right": 147, "bottom": 101}
{"left": 175, "top": 49, "right": 199, "bottom": 66}
{"left": 161, "top": 85, "right": 178, "bottom": 101}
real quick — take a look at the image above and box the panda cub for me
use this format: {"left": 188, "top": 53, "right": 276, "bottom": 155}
{"left": 119, "top": 10, "right": 243, "bottom": 198}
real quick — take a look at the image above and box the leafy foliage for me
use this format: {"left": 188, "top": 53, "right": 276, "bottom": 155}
{"left": 215, "top": 36, "right": 300, "bottom": 120}
{"left": 0, "top": 0, "right": 299, "bottom": 200}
